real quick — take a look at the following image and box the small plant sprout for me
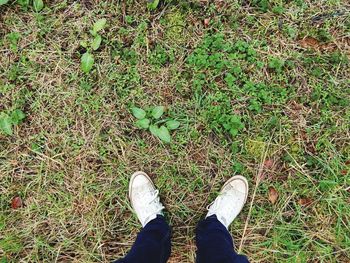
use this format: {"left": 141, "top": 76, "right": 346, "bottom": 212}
{"left": 0, "top": 0, "right": 9, "bottom": 6}
{"left": 131, "top": 106, "right": 180, "bottom": 143}
{"left": 80, "top": 18, "right": 107, "bottom": 73}
{"left": 33, "top": 0, "right": 44, "bottom": 12}
{"left": 0, "top": 109, "right": 26, "bottom": 136}
{"left": 147, "top": 0, "right": 160, "bottom": 10}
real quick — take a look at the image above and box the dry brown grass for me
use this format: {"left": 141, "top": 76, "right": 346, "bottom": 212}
{"left": 1, "top": 0, "right": 350, "bottom": 262}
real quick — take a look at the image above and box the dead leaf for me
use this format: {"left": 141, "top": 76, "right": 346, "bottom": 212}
{"left": 264, "top": 159, "right": 274, "bottom": 169}
{"left": 204, "top": 18, "right": 210, "bottom": 27}
{"left": 11, "top": 196, "right": 23, "bottom": 209}
{"left": 291, "top": 101, "right": 304, "bottom": 110}
{"left": 298, "top": 198, "right": 313, "bottom": 207}
{"left": 300, "top": 130, "right": 308, "bottom": 141}
{"left": 268, "top": 187, "right": 279, "bottom": 204}
{"left": 341, "top": 170, "right": 348, "bottom": 175}
{"left": 345, "top": 160, "right": 350, "bottom": 166}
{"left": 258, "top": 172, "right": 267, "bottom": 181}
{"left": 299, "top": 37, "right": 320, "bottom": 49}
{"left": 309, "top": 144, "right": 317, "bottom": 154}
{"left": 298, "top": 37, "right": 337, "bottom": 52}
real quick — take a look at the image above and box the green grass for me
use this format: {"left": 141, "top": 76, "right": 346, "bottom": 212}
{"left": 1, "top": 0, "right": 349, "bottom": 262}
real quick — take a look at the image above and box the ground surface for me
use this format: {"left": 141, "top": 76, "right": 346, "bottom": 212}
{"left": 1, "top": 0, "right": 350, "bottom": 262}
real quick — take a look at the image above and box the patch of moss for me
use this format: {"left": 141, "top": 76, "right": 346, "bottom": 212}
{"left": 164, "top": 9, "right": 186, "bottom": 44}
{"left": 287, "top": 137, "right": 303, "bottom": 158}
{"left": 245, "top": 138, "right": 267, "bottom": 160}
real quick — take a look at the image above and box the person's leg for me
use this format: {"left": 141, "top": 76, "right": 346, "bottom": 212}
{"left": 196, "top": 215, "right": 248, "bottom": 263}
{"left": 114, "top": 171, "right": 171, "bottom": 263}
{"left": 114, "top": 215, "right": 171, "bottom": 263}
{"left": 196, "top": 175, "right": 250, "bottom": 263}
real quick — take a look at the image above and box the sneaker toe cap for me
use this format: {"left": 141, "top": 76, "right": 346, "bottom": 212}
{"left": 228, "top": 179, "right": 247, "bottom": 194}
{"left": 132, "top": 174, "right": 152, "bottom": 188}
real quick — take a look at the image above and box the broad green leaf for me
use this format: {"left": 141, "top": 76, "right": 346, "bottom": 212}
{"left": 17, "top": 0, "right": 30, "bottom": 7}
{"left": 157, "top": 126, "right": 171, "bottom": 143}
{"left": 166, "top": 120, "right": 180, "bottom": 130}
{"left": 92, "top": 18, "right": 107, "bottom": 35}
{"left": 91, "top": 35, "right": 102, "bottom": 51}
{"left": 0, "top": 0, "right": 9, "bottom": 5}
{"left": 229, "top": 128, "right": 238, "bottom": 136}
{"left": 33, "top": 0, "right": 44, "bottom": 12}
{"left": 149, "top": 125, "right": 159, "bottom": 137}
{"left": 80, "top": 40, "right": 88, "bottom": 48}
{"left": 0, "top": 114, "right": 13, "bottom": 136}
{"left": 131, "top": 107, "right": 146, "bottom": 119}
{"left": 135, "top": 118, "right": 150, "bottom": 129}
{"left": 81, "top": 52, "right": 94, "bottom": 73}
{"left": 147, "top": 0, "right": 160, "bottom": 10}
{"left": 151, "top": 106, "right": 164, "bottom": 119}
{"left": 10, "top": 109, "right": 25, "bottom": 125}
{"left": 31, "top": 142, "right": 42, "bottom": 153}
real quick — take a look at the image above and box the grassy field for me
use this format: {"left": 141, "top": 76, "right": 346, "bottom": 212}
{"left": 1, "top": 0, "right": 349, "bottom": 262}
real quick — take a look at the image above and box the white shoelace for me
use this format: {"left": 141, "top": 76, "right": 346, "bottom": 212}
{"left": 207, "top": 192, "right": 236, "bottom": 226}
{"left": 207, "top": 188, "right": 246, "bottom": 227}
{"left": 134, "top": 189, "right": 164, "bottom": 224}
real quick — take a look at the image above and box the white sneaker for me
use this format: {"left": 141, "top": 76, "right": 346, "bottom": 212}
{"left": 206, "top": 175, "right": 249, "bottom": 228}
{"left": 129, "top": 171, "right": 165, "bottom": 227}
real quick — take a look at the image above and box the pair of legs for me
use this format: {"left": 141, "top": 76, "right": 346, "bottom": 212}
{"left": 115, "top": 171, "right": 250, "bottom": 263}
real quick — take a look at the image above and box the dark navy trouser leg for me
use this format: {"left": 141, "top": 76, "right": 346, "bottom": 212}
{"left": 195, "top": 215, "right": 249, "bottom": 263}
{"left": 114, "top": 215, "right": 171, "bottom": 263}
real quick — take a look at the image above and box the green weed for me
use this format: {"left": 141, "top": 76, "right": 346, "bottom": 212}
{"left": 80, "top": 19, "right": 107, "bottom": 73}
{"left": 131, "top": 106, "right": 180, "bottom": 143}
{"left": 0, "top": 1, "right": 349, "bottom": 262}
{"left": 0, "top": 109, "right": 25, "bottom": 135}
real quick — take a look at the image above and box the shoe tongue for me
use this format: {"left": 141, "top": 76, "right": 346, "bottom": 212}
{"left": 134, "top": 190, "right": 154, "bottom": 205}
{"left": 226, "top": 185, "right": 246, "bottom": 196}
{"left": 143, "top": 191, "right": 156, "bottom": 201}
{"left": 217, "top": 215, "right": 229, "bottom": 229}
